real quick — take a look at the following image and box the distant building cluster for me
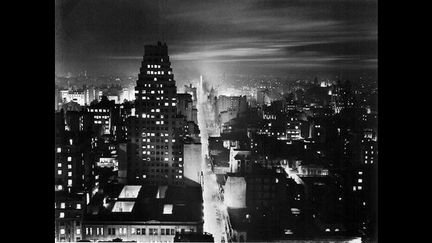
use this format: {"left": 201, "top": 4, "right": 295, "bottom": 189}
{"left": 205, "top": 74, "right": 377, "bottom": 241}
{"left": 55, "top": 83, "right": 136, "bottom": 110}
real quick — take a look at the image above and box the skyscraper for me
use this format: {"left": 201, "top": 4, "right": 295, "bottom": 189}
{"left": 127, "top": 42, "right": 184, "bottom": 185}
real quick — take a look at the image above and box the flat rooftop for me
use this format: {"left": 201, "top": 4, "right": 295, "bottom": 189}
{"left": 84, "top": 183, "right": 203, "bottom": 224}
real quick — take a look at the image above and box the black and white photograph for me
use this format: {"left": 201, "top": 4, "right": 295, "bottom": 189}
{"left": 54, "top": 0, "right": 378, "bottom": 242}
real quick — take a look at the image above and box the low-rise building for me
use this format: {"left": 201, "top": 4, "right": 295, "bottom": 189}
{"left": 83, "top": 183, "right": 204, "bottom": 242}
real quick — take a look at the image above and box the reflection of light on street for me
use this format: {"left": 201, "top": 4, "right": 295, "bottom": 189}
{"left": 197, "top": 79, "right": 226, "bottom": 243}
{"left": 218, "top": 202, "right": 227, "bottom": 211}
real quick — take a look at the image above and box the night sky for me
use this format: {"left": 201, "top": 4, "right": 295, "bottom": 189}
{"left": 55, "top": 0, "right": 377, "bottom": 82}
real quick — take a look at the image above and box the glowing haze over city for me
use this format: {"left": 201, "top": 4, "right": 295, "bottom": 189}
{"left": 56, "top": 0, "right": 377, "bottom": 84}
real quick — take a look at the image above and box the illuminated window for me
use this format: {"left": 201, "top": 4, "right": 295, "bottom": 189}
{"left": 68, "top": 179, "right": 72, "bottom": 186}
{"left": 67, "top": 157, "right": 72, "bottom": 162}
{"left": 57, "top": 170, "right": 62, "bottom": 175}
{"left": 358, "top": 179, "right": 363, "bottom": 183}
{"left": 60, "top": 229, "right": 65, "bottom": 235}
{"left": 76, "top": 229, "right": 81, "bottom": 235}
{"left": 57, "top": 147, "right": 61, "bottom": 153}
{"left": 76, "top": 204, "right": 81, "bottom": 209}
{"left": 57, "top": 163, "right": 62, "bottom": 167}
{"left": 68, "top": 172, "right": 72, "bottom": 177}
{"left": 60, "top": 203, "right": 65, "bottom": 209}
{"left": 59, "top": 212, "right": 64, "bottom": 218}
{"left": 68, "top": 164, "right": 72, "bottom": 169}
{"left": 119, "top": 227, "right": 127, "bottom": 235}
{"left": 149, "top": 228, "right": 158, "bottom": 235}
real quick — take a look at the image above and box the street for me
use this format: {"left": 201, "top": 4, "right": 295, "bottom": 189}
{"left": 197, "top": 80, "right": 232, "bottom": 243}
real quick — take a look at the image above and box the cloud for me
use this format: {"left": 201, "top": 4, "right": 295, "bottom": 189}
{"left": 56, "top": 0, "right": 377, "bottom": 79}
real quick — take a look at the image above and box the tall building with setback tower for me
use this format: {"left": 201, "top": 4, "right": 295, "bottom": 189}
{"left": 127, "top": 42, "right": 184, "bottom": 185}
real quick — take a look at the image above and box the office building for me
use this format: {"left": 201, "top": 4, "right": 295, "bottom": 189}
{"left": 126, "top": 42, "right": 184, "bottom": 185}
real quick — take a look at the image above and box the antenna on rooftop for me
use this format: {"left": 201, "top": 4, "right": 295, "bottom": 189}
{"left": 158, "top": 0, "right": 167, "bottom": 43}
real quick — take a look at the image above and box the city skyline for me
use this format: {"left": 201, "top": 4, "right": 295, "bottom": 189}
{"left": 55, "top": 41, "right": 377, "bottom": 242}
{"left": 55, "top": 1, "right": 378, "bottom": 242}
{"left": 55, "top": 0, "right": 377, "bottom": 82}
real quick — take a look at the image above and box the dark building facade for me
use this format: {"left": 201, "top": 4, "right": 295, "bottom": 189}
{"left": 55, "top": 190, "right": 86, "bottom": 242}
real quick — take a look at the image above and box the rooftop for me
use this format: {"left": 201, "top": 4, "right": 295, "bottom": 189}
{"left": 84, "top": 183, "right": 203, "bottom": 224}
